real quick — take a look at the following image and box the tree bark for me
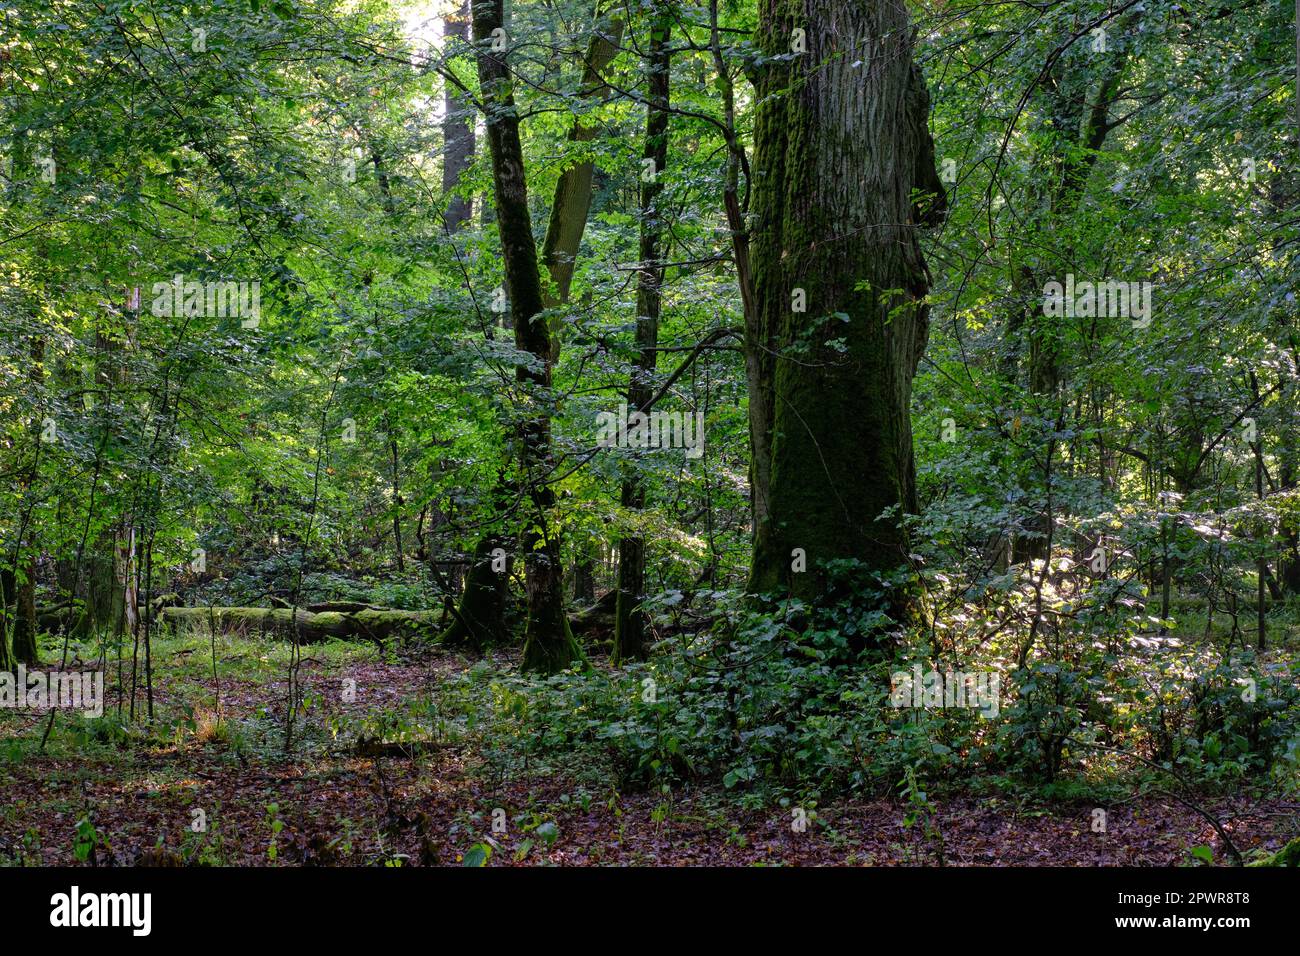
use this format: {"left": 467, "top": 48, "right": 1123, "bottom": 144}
{"left": 613, "top": 2, "right": 669, "bottom": 664}
{"left": 746, "top": 0, "right": 943, "bottom": 609}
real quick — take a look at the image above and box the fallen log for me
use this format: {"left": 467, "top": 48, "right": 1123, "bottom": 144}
{"left": 568, "top": 590, "right": 617, "bottom": 636}
{"left": 160, "top": 605, "right": 438, "bottom": 644}
{"left": 1248, "top": 836, "right": 1300, "bottom": 867}
{"left": 306, "top": 600, "right": 380, "bottom": 614}
{"left": 269, "top": 597, "right": 383, "bottom": 614}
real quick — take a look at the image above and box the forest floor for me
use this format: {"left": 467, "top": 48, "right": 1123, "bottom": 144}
{"left": 1, "top": 631, "right": 1296, "bottom": 867}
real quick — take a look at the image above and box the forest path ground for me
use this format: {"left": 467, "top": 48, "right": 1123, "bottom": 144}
{"left": 1, "top": 644, "right": 1295, "bottom": 866}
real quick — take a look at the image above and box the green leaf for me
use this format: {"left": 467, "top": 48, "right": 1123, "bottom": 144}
{"left": 463, "top": 843, "right": 492, "bottom": 867}
{"left": 536, "top": 821, "right": 559, "bottom": 847}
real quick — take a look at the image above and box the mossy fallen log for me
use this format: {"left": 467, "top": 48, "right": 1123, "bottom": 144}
{"left": 306, "top": 600, "right": 379, "bottom": 614}
{"left": 160, "top": 605, "right": 438, "bottom": 644}
{"left": 1248, "top": 836, "right": 1300, "bottom": 867}
{"left": 37, "top": 603, "right": 80, "bottom": 634}
{"left": 268, "top": 597, "right": 377, "bottom": 613}
{"left": 77, "top": 595, "right": 606, "bottom": 649}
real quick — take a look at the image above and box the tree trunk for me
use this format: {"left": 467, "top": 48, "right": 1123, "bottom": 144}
{"left": 1009, "top": 54, "right": 1128, "bottom": 566}
{"left": 573, "top": 555, "right": 596, "bottom": 603}
{"left": 12, "top": 335, "right": 43, "bottom": 665}
{"left": 389, "top": 431, "right": 404, "bottom": 572}
{"left": 746, "top": 0, "right": 943, "bottom": 609}
{"left": 0, "top": 568, "right": 14, "bottom": 673}
{"left": 442, "top": 0, "right": 475, "bottom": 230}
{"left": 709, "top": 0, "right": 766, "bottom": 534}
{"left": 472, "top": 0, "right": 580, "bottom": 673}
{"left": 441, "top": 4, "right": 616, "bottom": 659}
{"left": 613, "top": 2, "right": 669, "bottom": 664}
{"left": 438, "top": 532, "right": 510, "bottom": 649}
{"left": 540, "top": 5, "right": 623, "bottom": 336}
{"left": 12, "top": 557, "right": 38, "bottom": 666}
{"left": 78, "top": 325, "right": 128, "bottom": 639}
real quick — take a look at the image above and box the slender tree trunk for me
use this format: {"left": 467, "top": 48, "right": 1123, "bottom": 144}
{"left": 613, "top": 2, "right": 670, "bottom": 664}
{"left": 746, "top": 0, "right": 942, "bottom": 610}
{"left": 709, "top": 0, "right": 766, "bottom": 534}
{"left": 77, "top": 324, "right": 128, "bottom": 639}
{"left": 388, "top": 428, "right": 405, "bottom": 572}
{"left": 573, "top": 557, "right": 596, "bottom": 603}
{"left": 472, "top": 0, "right": 579, "bottom": 672}
{"left": 0, "top": 114, "right": 21, "bottom": 672}
{"left": 1011, "top": 55, "right": 1127, "bottom": 565}
{"left": 1256, "top": 440, "right": 1268, "bottom": 649}
{"left": 12, "top": 336, "right": 43, "bottom": 665}
{"left": 443, "top": 0, "right": 475, "bottom": 230}
{"left": 441, "top": 6, "right": 617, "bottom": 653}
{"left": 0, "top": 567, "right": 14, "bottom": 672}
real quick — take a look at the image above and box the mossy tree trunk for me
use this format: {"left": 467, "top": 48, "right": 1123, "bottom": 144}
{"left": 438, "top": 531, "right": 510, "bottom": 650}
{"left": 472, "top": 0, "right": 580, "bottom": 673}
{"left": 0, "top": 568, "right": 14, "bottom": 673}
{"left": 612, "top": 2, "right": 670, "bottom": 665}
{"left": 12, "top": 559, "right": 38, "bottom": 666}
{"left": 746, "top": 0, "right": 944, "bottom": 607}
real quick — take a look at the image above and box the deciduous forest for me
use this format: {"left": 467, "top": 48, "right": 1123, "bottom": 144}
{"left": 2, "top": 0, "right": 1300, "bottom": 881}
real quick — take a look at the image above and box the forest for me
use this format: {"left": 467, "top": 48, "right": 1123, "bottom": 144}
{"left": 1, "top": 0, "right": 1299, "bottom": 876}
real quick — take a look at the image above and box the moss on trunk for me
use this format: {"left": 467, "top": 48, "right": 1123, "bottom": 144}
{"left": 746, "top": 0, "right": 943, "bottom": 611}
{"left": 12, "top": 557, "right": 39, "bottom": 666}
